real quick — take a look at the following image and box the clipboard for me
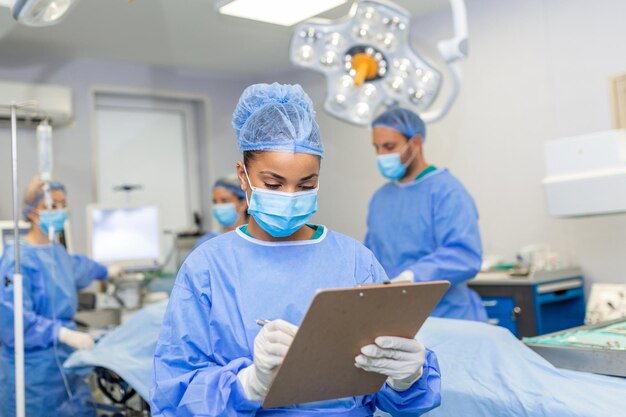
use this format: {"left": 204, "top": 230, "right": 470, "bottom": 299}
{"left": 262, "top": 280, "right": 450, "bottom": 408}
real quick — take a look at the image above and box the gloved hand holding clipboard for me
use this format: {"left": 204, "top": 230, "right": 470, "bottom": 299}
{"left": 261, "top": 281, "right": 450, "bottom": 408}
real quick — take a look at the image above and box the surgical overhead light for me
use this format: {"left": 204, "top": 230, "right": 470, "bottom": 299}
{"left": 0, "top": 0, "right": 80, "bottom": 26}
{"left": 215, "top": 0, "right": 348, "bottom": 27}
{"left": 290, "top": 0, "right": 469, "bottom": 125}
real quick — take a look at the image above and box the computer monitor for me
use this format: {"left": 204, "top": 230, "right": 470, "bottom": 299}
{"left": 87, "top": 205, "right": 160, "bottom": 270}
{"left": 0, "top": 221, "right": 30, "bottom": 257}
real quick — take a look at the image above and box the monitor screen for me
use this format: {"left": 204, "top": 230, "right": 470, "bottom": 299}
{"left": 89, "top": 206, "right": 160, "bottom": 265}
{"left": 0, "top": 222, "right": 30, "bottom": 257}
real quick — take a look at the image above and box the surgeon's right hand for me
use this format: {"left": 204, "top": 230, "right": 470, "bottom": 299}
{"left": 237, "top": 319, "right": 298, "bottom": 402}
{"left": 58, "top": 327, "right": 95, "bottom": 350}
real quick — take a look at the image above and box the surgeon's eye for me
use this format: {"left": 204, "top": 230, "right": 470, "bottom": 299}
{"left": 264, "top": 183, "right": 281, "bottom": 190}
{"left": 300, "top": 185, "right": 316, "bottom": 191}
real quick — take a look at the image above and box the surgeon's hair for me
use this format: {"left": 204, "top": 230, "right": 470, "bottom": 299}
{"left": 243, "top": 150, "right": 322, "bottom": 169}
{"left": 243, "top": 151, "right": 261, "bottom": 168}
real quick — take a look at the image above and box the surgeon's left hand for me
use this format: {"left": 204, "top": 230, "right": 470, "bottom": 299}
{"left": 355, "top": 336, "right": 425, "bottom": 392}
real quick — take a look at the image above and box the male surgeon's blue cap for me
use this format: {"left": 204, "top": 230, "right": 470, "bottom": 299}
{"left": 372, "top": 107, "right": 426, "bottom": 141}
{"left": 232, "top": 83, "right": 324, "bottom": 157}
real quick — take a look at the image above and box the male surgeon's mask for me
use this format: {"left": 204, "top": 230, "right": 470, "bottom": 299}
{"left": 213, "top": 203, "right": 239, "bottom": 227}
{"left": 244, "top": 166, "right": 318, "bottom": 238}
{"left": 377, "top": 140, "right": 416, "bottom": 180}
{"left": 38, "top": 209, "right": 69, "bottom": 235}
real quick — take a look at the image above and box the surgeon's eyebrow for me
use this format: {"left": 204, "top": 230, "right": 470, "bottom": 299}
{"left": 300, "top": 174, "right": 319, "bottom": 181}
{"left": 259, "top": 171, "right": 286, "bottom": 181}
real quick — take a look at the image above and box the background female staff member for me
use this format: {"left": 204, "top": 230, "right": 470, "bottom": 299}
{"left": 151, "top": 83, "right": 441, "bottom": 416}
{"left": 0, "top": 177, "right": 121, "bottom": 417}
{"left": 365, "top": 108, "right": 487, "bottom": 321}
{"left": 195, "top": 174, "right": 249, "bottom": 247}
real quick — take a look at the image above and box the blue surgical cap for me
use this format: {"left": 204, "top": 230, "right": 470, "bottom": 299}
{"left": 22, "top": 177, "right": 66, "bottom": 219}
{"left": 214, "top": 175, "right": 246, "bottom": 200}
{"left": 232, "top": 83, "right": 324, "bottom": 157}
{"left": 372, "top": 107, "right": 426, "bottom": 141}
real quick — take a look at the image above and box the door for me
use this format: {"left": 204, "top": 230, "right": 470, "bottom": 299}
{"left": 93, "top": 92, "right": 203, "bottom": 268}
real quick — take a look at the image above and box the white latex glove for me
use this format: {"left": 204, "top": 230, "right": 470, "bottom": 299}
{"left": 355, "top": 336, "right": 426, "bottom": 392}
{"left": 107, "top": 265, "right": 124, "bottom": 280}
{"left": 58, "top": 327, "right": 95, "bottom": 350}
{"left": 390, "top": 270, "right": 415, "bottom": 284}
{"left": 237, "top": 319, "right": 298, "bottom": 401}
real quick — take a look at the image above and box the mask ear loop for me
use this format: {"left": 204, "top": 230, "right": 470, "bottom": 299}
{"left": 242, "top": 164, "right": 255, "bottom": 206}
{"left": 401, "top": 138, "right": 417, "bottom": 169}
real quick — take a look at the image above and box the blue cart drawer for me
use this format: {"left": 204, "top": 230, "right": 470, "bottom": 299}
{"left": 481, "top": 297, "right": 518, "bottom": 336}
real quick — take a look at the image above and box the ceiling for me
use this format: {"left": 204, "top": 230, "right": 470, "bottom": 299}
{"left": 0, "top": 0, "right": 447, "bottom": 76}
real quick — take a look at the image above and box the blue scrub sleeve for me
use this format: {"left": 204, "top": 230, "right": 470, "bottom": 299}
{"left": 373, "top": 349, "right": 441, "bottom": 416}
{"left": 150, "top": 270, "right": 261, "bottom": 417}
{"left": 72, "top": 255, "right": 108, "bottom": 289}
{"left": 0, "top": 267, "right": 63, "bottom": 349}
{"left": 404, "top": 189, "right": 482, "bottom": 285}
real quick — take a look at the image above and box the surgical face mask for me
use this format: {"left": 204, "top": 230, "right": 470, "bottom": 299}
{"left": 213, "top": 203, "right": 239, "bottom": 227}
{"left": 377, "top": 141, "right": 415, "bottom": 180}
{"left": 244, "top": 166, "right": 318, "bottom": 238}
{"left": 38, "top": 209, "right": 68, "bottom": 235}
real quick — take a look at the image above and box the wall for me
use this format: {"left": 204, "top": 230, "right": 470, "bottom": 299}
{"left": 0, "top": 53, "right": 249, "bottom": 252}
{"left": 261, "top": 0, "right": 626, "bottom": 287}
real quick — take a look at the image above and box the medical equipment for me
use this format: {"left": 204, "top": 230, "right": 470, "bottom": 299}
{"left": 290, "top": 0, "right": 468, "bottom": 125}
{"left": 524, "top": 318, "right": 626, "bottom": 377}
{"left": 36, "top": 119, "right": 54, "bottom": 180}
{"left": 86, "top": 205, "right": 161, "bottom": 270}
{"left": 6, "top": 102, "right": 26, "bottom": 417}
{"left": 585, "top": 283, "right": 626, "bottom": 324}
{"left": 470, "top": 268, "right": 586, "bottom": 337}
{"left": 543, "top": 129, "right": 626, "bottom": 217}
{"left": 0, "top": 220, "right": 29, "bottom": 256}
{"left": 65, "top": 301, "right": 167, "bottom": 414}
{"left": 0, "top": 0, "right": 81, "bottom": 26}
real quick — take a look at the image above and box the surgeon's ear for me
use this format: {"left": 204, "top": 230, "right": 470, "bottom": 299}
{"left": 409, "top": 135, "right": 423, "bottom": 153}
{"left": 236, "top": 161, "right": 247, "bottom": 192}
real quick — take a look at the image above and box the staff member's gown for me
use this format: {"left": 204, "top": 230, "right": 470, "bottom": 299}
{"left": 151, "top": 226, "right": 441, "bottom": 417}
{"left": 0, "top": 242, "right": 108, "bottom": 417}
{"left": 365, "top": 168, "right": 487, "bottom": 321}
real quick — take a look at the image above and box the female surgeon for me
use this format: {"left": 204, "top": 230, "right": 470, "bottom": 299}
{"left": 364, "top": 108, "right": 487, "bottom": 321}
{"left": 151, "top": 83, "right": 441, "bottom": 417}
{"left": 0, "top": 177, "right": 121, "bottom": 417}
{"left": 194, "top": 174, "right": 249, "bottom": 248}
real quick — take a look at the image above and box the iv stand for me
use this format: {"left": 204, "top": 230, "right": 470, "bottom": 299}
{"left": 9, "top": 102, "right": 25, "bottom": 417}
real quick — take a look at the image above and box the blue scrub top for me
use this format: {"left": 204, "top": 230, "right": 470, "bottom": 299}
{"left": 151, "top": 226, "right": 441, "bottom": 416}
{"left": 365, "top": 168, "right": 487, "bottom": 321}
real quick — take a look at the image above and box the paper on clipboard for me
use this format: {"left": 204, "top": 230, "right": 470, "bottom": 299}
{"left": 262, "top": 281, "right": 449, "bottom": 409}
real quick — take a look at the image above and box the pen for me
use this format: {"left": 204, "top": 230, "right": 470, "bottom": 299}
{"left": 256, "top": 319, "right": 270, "bottom": 327}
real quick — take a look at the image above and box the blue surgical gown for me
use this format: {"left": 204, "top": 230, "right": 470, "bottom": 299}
{"left": 151, "top": 227, "right": 441, "bottom": 417}
{"left": 0, "top": 242, "right": 108, "bottom": 417}
{"left": 365, "top": 169, "right": 487, "bottom": 321}
{"left": 192, "top": 231, "right": 220, "bottom": 250}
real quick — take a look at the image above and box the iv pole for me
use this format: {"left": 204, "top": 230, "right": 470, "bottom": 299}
{"left": 10, "top": 102, "right": 25, "bottom": 417}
